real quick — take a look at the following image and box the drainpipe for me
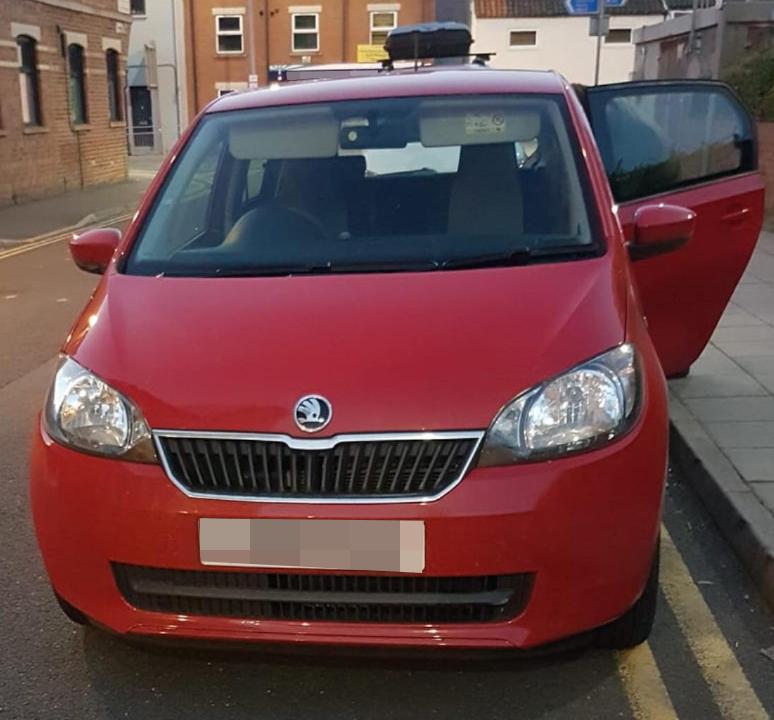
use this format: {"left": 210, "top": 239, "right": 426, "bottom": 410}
{"left": 186, "top": 0, "right": 199, "bottom": 111}
{"left": 712, "top": 3, "right": 726, "bottom": 80}
{"left": 263, "top": 0, "right": 270, "bottom": 84}
{"left": 342, "top": 0, "right": 348, "bottom": 61}
{"left": 170, "top": 0, "right": 182, "bottom": 139}
{"left": 246, "top": 0, "right": 257, "bottom": 85}
{"left": 688, "top": 0, "right": 699, "bottom": 60}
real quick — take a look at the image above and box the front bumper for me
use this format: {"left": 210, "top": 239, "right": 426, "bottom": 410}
{"left": 30, "top": 398, "right": 667, "bottom": 650}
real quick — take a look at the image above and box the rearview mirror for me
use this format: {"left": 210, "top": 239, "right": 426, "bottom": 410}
{"left": 628, "top": 204, "right": 695, "bottom": 262}
{"left": 69, "top": 228, "right": 121, "bottom": 274}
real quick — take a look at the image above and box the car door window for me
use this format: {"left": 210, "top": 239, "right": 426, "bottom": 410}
{"left": 587, "top": 84, "right": 755, "bottom": 202}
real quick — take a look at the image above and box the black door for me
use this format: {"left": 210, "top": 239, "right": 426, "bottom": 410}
{"left": 130, "top": 86, "right": 154, "bottom": 148}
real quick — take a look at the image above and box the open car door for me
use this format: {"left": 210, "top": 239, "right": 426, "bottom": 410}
{"left": 582, "top": 81, "right": 764, "bottom": 377}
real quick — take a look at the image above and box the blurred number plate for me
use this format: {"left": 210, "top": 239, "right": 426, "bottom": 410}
{"left": 199, "top": 518, "right": 425, "bottom": 573}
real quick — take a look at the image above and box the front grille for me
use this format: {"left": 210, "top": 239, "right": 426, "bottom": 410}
{"left": 113, "top": 564, "right": 533, "bottom": 624}
{"left": 157, "top": 434, "right": 480, "bottom": 499}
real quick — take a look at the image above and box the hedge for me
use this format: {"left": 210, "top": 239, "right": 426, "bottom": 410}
{"left": 722, "top": 48, "right": 774, "bottom": 121}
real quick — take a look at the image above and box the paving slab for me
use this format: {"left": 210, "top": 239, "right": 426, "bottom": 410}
{"left": 683, "top": 397, "right": 774, "bottom": 422}
{"left": 703, "top": 421, "right": 774, "bottom": 449}
{"left": 725, "top": 448, "right": 774, "bottom": 481}
{"left": 670, "top": 373, "right": 768, "bottom": 398}
{"left": 669, "top": 234, "right": 774, "bottom": 609}
{"left": 752, "top": 482, "right": 774, "bottom": 510}
{"left": 718, "top": 304, "right": 765, "bottom": 327}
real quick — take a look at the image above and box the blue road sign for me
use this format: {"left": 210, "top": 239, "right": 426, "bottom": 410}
{"left": 565, "top": 0, "right": 626, "bottom": 13}
{"left": 565, "top": 0, "right": 597, "bottom": 14}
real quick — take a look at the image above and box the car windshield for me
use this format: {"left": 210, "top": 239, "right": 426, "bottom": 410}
{"left": 125, "top": 94, "right": 598, "bottom": 277}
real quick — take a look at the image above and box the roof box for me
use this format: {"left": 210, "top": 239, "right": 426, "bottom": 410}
{"left": 384, "top": 22, "right": 473, "bottom": 62}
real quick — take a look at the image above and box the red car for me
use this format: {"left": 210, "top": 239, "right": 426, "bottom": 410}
{"left": 31, "top": 44, "right": 762, "bottom": 650}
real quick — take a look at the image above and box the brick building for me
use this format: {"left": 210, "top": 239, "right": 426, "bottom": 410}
{"left": 0, "top": 0, "right": 131, "bottom": 206}
{"left": 183, "top": 0, "right": 436, "bottom": 115}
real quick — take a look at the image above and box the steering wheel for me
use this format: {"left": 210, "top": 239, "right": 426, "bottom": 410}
{"left": 224, "top": 203, "right": 329, "bottom": 248}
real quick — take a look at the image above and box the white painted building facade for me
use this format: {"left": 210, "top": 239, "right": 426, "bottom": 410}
{"left": 471, "top": 0, "right": 668, "bottom": 86}
{"left": 126, "top": 0, "right": 189, "bottom": 155}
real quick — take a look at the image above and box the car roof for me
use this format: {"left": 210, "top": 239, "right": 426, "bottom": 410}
{"left": 208, "top": 67, "right": 568, "bottom": 114}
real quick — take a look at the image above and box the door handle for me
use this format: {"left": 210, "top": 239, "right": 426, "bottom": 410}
{"left": 722, "top": 207, "right": 751, "bottom": 222}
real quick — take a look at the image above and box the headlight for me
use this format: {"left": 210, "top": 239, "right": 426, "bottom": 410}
{"left": 478, "top": 344, "right": 639, "bottom": 466}
{"left": 43, "top": 356, "right": 157, "bottom": 462}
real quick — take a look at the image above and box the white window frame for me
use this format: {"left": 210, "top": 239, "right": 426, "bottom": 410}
{"left": 508, "top": 29, "right": 538, "bottom": 48}
{"left": 291, "top": 13, "right": 319, "bottom": 53}
{"left": 215, "top": 14, "right": 244, "bottom": 55}
{"left": 369, "top": 10, "right": 397, "bottom": 45}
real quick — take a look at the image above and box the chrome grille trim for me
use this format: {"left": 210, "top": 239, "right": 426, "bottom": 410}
{"left": 154, "top": 430, "right": 485, "bottom": 504}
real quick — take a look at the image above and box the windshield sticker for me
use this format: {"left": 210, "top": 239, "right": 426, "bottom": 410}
{"left": 464, "top": 112, "right": 506, "bottom": 136}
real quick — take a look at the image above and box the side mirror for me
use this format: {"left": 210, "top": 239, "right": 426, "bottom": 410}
{"left": 628, "top": 204, "right": 696, "bottom": 262}
{"left": 69, "top": 228, "right": 121, "bottom": 274}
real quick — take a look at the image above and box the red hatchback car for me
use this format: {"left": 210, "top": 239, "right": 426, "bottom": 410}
{"left": 31, "top": 53, "right": 762, "bottom": 651}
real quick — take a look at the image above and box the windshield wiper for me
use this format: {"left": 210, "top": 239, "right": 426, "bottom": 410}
{"left": 208, "top": 263, "right": 335, "bottom": 277}
{"left": 441, "top": 244, "right": 598, "bottom": 271}
{"left": 441, "top": 248, "right": 533, "bottom": 271}
{"left": 159, "top": 260, "right": 439, "bottom": 278}
{"left": 155, "top": 245, "right": 597, "bottom": 278}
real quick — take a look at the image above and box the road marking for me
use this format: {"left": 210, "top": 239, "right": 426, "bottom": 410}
{"left": 617, "top": 643, "right": 679, "bottom": 720}
{"left": 660, "top": 526, "right": 768, "bottom": 720}
{"left": 0, "top": 213, "right": 132, "bottom": 262}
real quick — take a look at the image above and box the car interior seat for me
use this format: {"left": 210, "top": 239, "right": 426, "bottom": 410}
{"left": 447, "top": 143, "right": 523, "bottom": 236}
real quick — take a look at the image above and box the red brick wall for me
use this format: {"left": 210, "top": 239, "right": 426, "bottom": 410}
{"left": 183, "top": 0, "right": 435, "bottom": 117}
{"left": 0, "top": 0, "right": 129, "bottom": 207}
{"left": 758, "top": 122, "right": 774, "bottom": 211}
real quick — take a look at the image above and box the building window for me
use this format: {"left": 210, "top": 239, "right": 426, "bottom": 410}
{"left": 215, "top": 15, "right": 244, "bottom": 54}
{"left": 68, "top": 44, "right": 88, "bottom": 125}
{"left": 370, "top": 11, "right": 397, "bottom": 45}
{"left": 106, "top": 49, "right": 123, "bottom": 121}
{"left": 605, "top": 28, "right": 632, "bottom": 44}
{"left": 509, "top": 30, "right": 537, "bottom": 47}
{"left": 130, "top": 0, "right": 146, "bottom": 15}
{"left": 292, "top": 13, "right": 319, "bottom": 52}
{"left": 17, "top": 35, "right": 42, "bottom": 126}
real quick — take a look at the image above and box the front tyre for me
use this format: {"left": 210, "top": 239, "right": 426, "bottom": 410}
{"left": 595, "top": 542, "right": 659, "bottom": 649}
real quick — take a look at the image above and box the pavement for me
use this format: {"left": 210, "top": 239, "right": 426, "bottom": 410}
{"left": 0, "top": 154, "right": 163, "bottom": 245}
{"left": 669, "top": 231, "right": 774, "bottom": 610}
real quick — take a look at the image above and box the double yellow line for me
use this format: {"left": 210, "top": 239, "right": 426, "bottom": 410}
{"left": 616, "top": 526, "right": 767, "bottom": 719}
{"left": 0, "top": 212, "right": 133, "bottom": 263}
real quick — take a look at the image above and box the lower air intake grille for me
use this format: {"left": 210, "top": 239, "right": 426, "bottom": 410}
{"left": 113, "top": 564, "right": 533, "bottom": 624}
{"left": 157, "top": 434, "right": 480, "bottom": 499}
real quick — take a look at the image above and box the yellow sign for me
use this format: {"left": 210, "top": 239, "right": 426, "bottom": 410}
{"left": 357, "top": 44, "right": 388, "bottom": 63}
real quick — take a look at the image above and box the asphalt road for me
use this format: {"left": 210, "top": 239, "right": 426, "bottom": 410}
{"left": 1, "top": 235, "right": 773, "bottom": 719}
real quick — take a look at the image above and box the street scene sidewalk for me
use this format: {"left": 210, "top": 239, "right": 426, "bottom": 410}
{"left": 0, "top": 155, "right": 163, "bottom": 246}
{"left": 669, "top": 230, "right": 774, "bottom": 606}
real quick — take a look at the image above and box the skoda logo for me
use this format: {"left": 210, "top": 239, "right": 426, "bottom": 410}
{"left": 294, "top": 395, "right": 332, "bottom": 433}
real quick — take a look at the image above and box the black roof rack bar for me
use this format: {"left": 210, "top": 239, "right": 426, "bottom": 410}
{"left": 379, "top": 53, "right": 495, "bottom": 72}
